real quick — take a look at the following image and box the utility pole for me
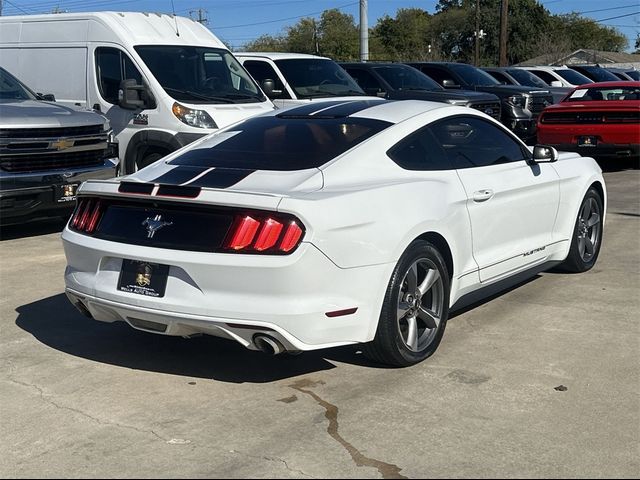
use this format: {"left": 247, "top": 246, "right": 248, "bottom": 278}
{"left": 474, "top": 0, "right": 480, "bottom": 66}
{"left": 189, "top": 8, "right": 208, "bottom": 25}
{"left": 359, "top": 0, "right": 368, "bottom": 62}
{"left": 499, "top": 0, "right": 508, "bottom": 66}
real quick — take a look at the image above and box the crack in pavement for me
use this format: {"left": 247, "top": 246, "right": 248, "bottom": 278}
{"left": 230, "top": 450, "right": 315, "bottom": 478}
{"left": 290, "top": 379, "right": 408, "bottom": 480}
{"left": 5, "top": 376, "right": 167, "bottom": 442}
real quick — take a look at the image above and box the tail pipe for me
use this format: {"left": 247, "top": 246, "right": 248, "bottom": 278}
{"left": 253, "top": 334, "right": 286, "bottom": 355}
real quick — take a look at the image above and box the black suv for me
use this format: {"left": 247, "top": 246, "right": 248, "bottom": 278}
{"left": 340, "top": 62, "right": 501, "bottom": 121}
{"left": 407, "top": 62, "right": 554, "bottom": 142}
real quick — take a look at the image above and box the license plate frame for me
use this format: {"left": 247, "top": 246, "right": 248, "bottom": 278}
{"left": 117, "top": 259, "right": 169, "bottom": 298}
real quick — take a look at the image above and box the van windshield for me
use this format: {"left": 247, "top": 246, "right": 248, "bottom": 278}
{"left": 135, "top": 46, "right": 266, "bottom": 104}
{"left": 0, "top": 67, "right": 37, "bottom": 101}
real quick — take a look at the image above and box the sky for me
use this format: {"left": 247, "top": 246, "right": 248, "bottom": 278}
{"left": 2, "top": 0, "right": 639, "bottom": 52}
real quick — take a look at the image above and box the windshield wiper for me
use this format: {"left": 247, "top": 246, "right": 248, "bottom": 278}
{"left": 163, "top": 87, "right": 234, "bottom": 103}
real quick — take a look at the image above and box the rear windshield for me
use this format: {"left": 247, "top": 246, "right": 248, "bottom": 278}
{"left": 564, "top": 85, "right": 640, "bottom": 102}
{"left": 169, "top": 115, "right": 392, "bottom": 170}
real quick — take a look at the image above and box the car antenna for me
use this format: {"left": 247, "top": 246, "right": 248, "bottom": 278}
{"left": 170, "top": 0, "right": 180, "bottom": 36}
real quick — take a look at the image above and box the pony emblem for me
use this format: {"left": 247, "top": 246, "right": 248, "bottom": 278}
{"left": 142, "top": 214, "right": 173, "bottom": 239}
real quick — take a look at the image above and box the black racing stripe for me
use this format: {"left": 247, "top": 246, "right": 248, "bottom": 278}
{"left": 312, "top": 99, "right": 388, "bottom": 118}
{"left": 187, "top": 168, "right": 255, "bottom": 189}
{"left": 149, "top": 166, "right": 209, "bottom": 185}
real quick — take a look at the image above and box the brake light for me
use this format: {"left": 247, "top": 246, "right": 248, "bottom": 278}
{"left": 70, "top": 198, "right": 105, "bottom": 235}
{"left": 224, "top": 213, "right": 304, "bottom": 254}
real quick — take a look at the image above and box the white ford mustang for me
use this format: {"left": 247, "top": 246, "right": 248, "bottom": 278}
{"left": 62, "top": 100, "right": 605, "bottom": 366}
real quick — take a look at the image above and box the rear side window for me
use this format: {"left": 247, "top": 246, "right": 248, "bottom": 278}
{"left": 169, "top": 116, "right": 392, "bottom": 171}
{"left": 529, "top": 69, "right": 556, "bottom": 85}
{"left": 429, "top": 116, "right": 529, "bottom": 169}
{"left": 486, "top": 70, "right": 511, "bottom": 84}
{"left": 95, "top": 47, "right": 143, "bottom": 104}
{"left": 387, "top": 128, "right": 451, "bottom": 171}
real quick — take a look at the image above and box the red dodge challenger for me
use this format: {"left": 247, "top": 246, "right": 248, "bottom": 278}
{"left": 537, "top": 81, "right": 640, "bottom": 160}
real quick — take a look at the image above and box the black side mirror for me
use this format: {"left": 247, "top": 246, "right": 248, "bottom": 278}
{"left": 364, "top": 87, "right": 386, "bottom": 98}
{"left": 118, "top": 79, "right": 153, "bottom": 110}
{"left": 37, "top": 93, "right": 56, "bottom": 102}
{"left": 261, "top": 78, "right": 284, "bottom": 99}
{"left": 442, "top": 79, "right": 461, "bottom": 89}
{"left": 532, "top": 145, "right": 559, "bottom": 163}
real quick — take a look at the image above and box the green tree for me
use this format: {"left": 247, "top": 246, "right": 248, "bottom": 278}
{"left": 318, "top": 9, "right": 359, "bottom": 60}
{"left": 286, "top": 18, "right": 319, "bottom": 55}
{"left": 243, "top": 34, "right": 288, "bottom": 52}
{"left": 372, "top": 8, "right": 432, "bottom": 60}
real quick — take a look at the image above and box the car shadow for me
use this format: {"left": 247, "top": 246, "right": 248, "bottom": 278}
{"left": 0, "top": 217, "right": 67, "bottom": 241}
{"left": 15, "top": 293, "right": 398, "bottom": 383}
{"left": 596, "top": 157, "right": 639, "bottom": 172}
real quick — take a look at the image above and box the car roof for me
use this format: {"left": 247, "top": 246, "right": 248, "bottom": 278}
{"left": 234, "top": 52, "right": 331, "bottom": 61}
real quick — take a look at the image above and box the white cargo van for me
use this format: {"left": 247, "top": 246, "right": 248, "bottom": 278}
{"left": 0, "top": 12, "right": 274, "bottom": 173}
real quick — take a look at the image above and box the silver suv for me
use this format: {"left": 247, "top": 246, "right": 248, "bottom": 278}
{"left": 0, "top": 67, "right": 118, "bottom": 226}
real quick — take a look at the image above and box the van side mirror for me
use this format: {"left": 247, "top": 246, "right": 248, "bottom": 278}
{"left": 532, "top": 145, "right": 559, "bottom": 163}
{"left": 550, "top": 80, "right": 563, "bottom": 87}
{"left": 37, "top": 93, "right": 56, "bottom": 102}
{"left": 118, "top": 79, "right": 154, "bottom": 110}
{"left": 442, "top": 79, "right": 461, "bottom": 89}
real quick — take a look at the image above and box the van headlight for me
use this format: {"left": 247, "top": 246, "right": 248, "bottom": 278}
{"left": 172, "top": 102, "right": 218, "bottom": 129}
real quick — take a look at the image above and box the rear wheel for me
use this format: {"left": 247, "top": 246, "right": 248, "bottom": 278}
{"left": 363, "top": 240, "right": 450, "bottom": 367}
{"left": 559, "top": 187, "right": 604, "bottom": 273}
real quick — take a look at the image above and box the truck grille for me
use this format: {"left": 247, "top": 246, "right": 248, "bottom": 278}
{"left": 469, "top": 102, "right": 501, "bottom": 120}
{"left": 528, "top": 94, "right": 553, "bottom": 117}
{"left": 541, "top": 111, "right": 640, "bottom": 124}
{"left": 0, "top": 125, "right": 103, "bottom": 139}
{"left": 0, "top": 150, "right": 105, "bottom": 172}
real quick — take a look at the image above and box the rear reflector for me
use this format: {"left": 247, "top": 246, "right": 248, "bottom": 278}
{"left": 326, "top": 307, "right": 358, "bottom": 318}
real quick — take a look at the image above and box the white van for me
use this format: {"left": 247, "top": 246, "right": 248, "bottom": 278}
{"left": 0, "top": 12, "right": 274, "bottom": 173}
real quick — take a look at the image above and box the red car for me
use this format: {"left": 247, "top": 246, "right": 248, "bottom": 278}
{"left": 537, "top": 81, "right": 640, "bottom": 159}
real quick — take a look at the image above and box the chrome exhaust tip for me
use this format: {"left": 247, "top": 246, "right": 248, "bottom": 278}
{"left": 253, "top": 334, "right": 285, "bottom": 355}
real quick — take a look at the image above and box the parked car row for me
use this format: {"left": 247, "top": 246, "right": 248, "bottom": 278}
{"left": 0, "top": 11, "right": 638, "bottom": 229}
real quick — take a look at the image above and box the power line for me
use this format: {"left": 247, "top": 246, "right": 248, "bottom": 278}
{"left": 4, "top": 0, "right": 31, "bottom": 14}
{"left": 578, "top": 4, "right": 640, "bottom": 15}
{"left": 596, "top": 12, "right": 640, "bottom": 22}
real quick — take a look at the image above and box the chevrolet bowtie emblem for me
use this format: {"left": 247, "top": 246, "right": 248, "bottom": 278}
{"left": 50, "top": 139, "right": 75, "bottom": 150}
{"left": 142, "top": 214, "right": 173, "bottom": 239}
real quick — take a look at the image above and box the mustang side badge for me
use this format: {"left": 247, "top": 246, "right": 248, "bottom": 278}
{"left": 142, "top": 215, "right": 173, "bottom": 239}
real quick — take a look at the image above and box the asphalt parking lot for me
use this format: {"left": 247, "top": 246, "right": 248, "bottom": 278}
{"left": 1, "top": 162, "right": 638, "bottom": 479}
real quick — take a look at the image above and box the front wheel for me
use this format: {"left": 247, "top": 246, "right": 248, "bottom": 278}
{"left": 559, "top": 187, "right": 604, "bottom": 273}
{"left": 363, "top": 240, "right": 450, "bottom": 367}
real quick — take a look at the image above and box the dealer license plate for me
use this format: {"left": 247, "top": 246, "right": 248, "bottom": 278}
{"left": 117, "top": 259, "right": 169, "bottom": 298}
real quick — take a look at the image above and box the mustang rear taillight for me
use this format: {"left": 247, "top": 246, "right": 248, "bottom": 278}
{"left": 70, "top": 198, "right": 105, "bottom": 234}
{"left": 225, "top": 214, "right": 305, "bottom": 254}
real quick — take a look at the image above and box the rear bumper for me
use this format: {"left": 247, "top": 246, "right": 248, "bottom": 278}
{"left": 546, "top": 143, "right": 639, "bottom": 159}
{"left": 62, "top": 227, "right": 394, "bottom": 350}
{"left": 0, "top": 159, "right": 117, "bottom": 226}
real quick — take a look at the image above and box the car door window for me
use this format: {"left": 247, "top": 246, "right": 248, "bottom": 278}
{"left": 96, "top": 47, "right": 143, "bottom": 105}
{"left": 487, "top": 71, "right": 511, "bottom": 84}
{"left": 529, "top": 69, "right": 556, "bottom": 85}
{"left": 345, "top": 68, "right": 382, "bottom": 92}
{"left": 417, "top": 66, "right": 454, "bottom": 86}
{"left": 243, "top": 60, "right": 290, "bottom": 99}
{"left": 387, "top": 127, "right": 451, "bottom": 171}
{"left": 430, "top": 116, "right": 529, "bottom": 169}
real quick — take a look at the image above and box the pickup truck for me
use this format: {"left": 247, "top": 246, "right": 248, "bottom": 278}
{"left": 340, "top": 62, "right": 501, "bottom": 121}
{"left": 0, "top": 67, "right": 118, "bottom": 226}
{"left": 406, "top": 62, "right": 554, "bottom": 143}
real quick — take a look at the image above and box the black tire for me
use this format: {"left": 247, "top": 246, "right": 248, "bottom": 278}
{"left": 559, "top": 187, "right": 604, "bottom": 273}
{"left": 138, "top": 152, "right": 166, "bottom": 171}
{"left": 363, "top": 240, "right": 450, "bottom": 367}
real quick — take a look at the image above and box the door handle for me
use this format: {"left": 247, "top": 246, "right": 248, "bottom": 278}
{"left": 473, "top": 189, "right": 494, "bottom": 202}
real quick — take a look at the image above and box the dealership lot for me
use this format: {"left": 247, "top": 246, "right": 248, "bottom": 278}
{"left": 1, "top": 166, "right": 638, "bottom": 478}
